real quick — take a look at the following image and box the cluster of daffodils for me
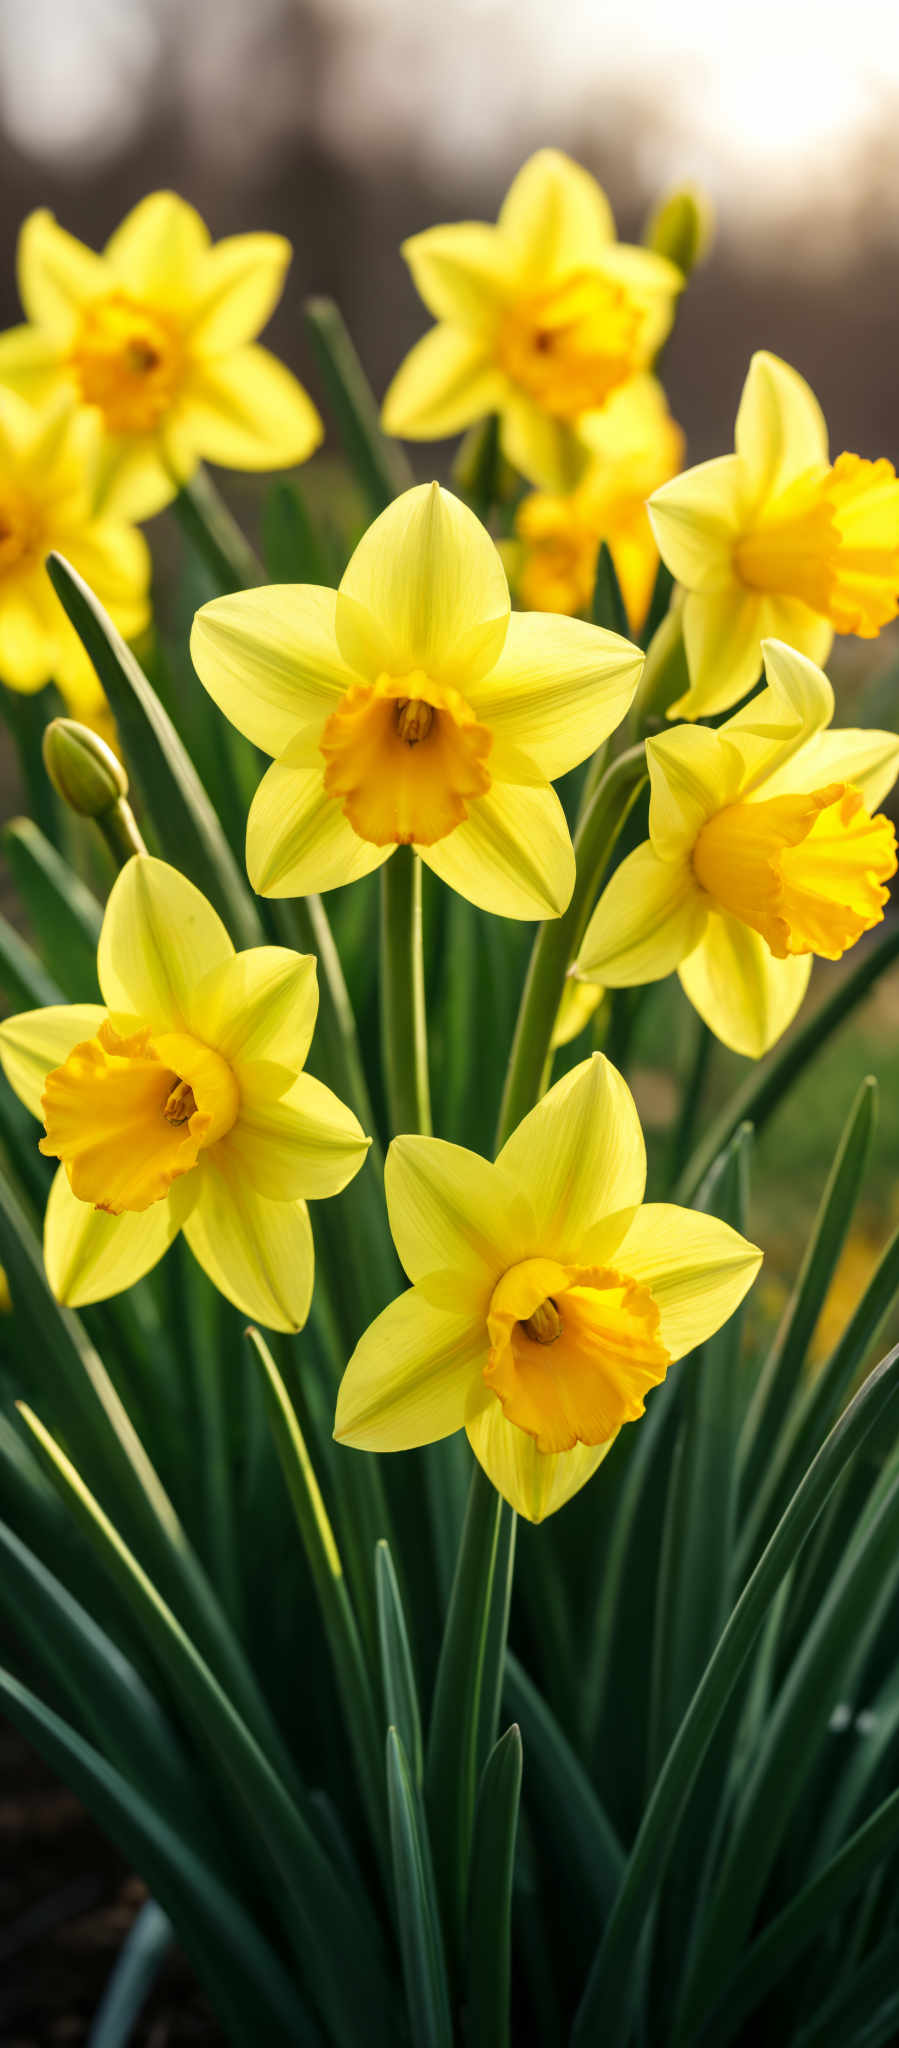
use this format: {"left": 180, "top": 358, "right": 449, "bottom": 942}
{"left": 1, "top": 148, "right": 898, "bottom": 1525}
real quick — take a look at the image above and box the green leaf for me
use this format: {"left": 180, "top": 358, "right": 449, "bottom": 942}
{"left": 3, "top": 816, "right": 102, "bottom": 999}
{"left": 592, "top": 540, "right": 629, "bottom": 637}
{"left": 570, "top": 1341, "right": 899, "bottom": 2047}
{"left": 504, "top": 1654, "right": 624, "bottom": 1923}
{"left": 263, "top": 479, "right": 330, "bottom": 584}
{"left": 376, "top": 1537, "right": 424, "bottom": 1787}
{"left": 0, "top": 906, "right": 63, "bottom": 1008}
{"left": 465, "top": 1724, "right": 523, "bottom": 2048}
{"left": 172, "top": 465, "right": 265, "bottom": 592}
{"left": 87, "top": 1899, "right": 174, "bottom": 2048}
{"left": 380, "top": 843, "right": 432, "bottom": 1136}
{"left": 641, "top": 557, "right": 674, "bottom": 651}
{"left": 46, "top": 553, "right": 262, "bottom": 950}
{"left": 387, "top": 1726, "right": 454, "bottom": 2048}
{"left": 792, "top": 1932, "right": 899, "bottom": 2048}
{"left": 304, "top": 297, "right": 413, "bottom": 517}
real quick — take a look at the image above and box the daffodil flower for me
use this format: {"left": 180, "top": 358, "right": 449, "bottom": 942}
{"left": 0, "top": 390, "right": 148, "bottom": 723}
{"left": 0, "top": 857, "right": 369, "bottom": 1329}
{"left": 0, "top": 194, "right": 323, "bottom": 520}
{"left": 190, "top": 482, "right": 644, "bottom": 920}
{"left": 335, "top": 1053, "right": 760, "bottom": 1521}
{"left": 575, "top": 641, "right": 899, "bottom": 1059}
{"left": 648, "top": 350, "right": 899, "bottom": 720}
{"left": 382, "top": 150, "right": 682, "bottom": 494}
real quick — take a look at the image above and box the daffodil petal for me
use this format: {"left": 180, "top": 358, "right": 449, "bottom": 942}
{"left": 500, "top": 394, "right": 585, "bottom": 493}
{"left": 226, "top": 1066, "right": 369, "bottom": 1200}
{"left": 766, "top": 727, "right": 899, "bottom": 812}
{"left": 0, "top": 1006, "right": 107, "bottom": 1118}
{"left": 191, "top": 584, "right": 358, "bottom": 756}
{"left": 497, "top": 148, "right": 615, "bottom": 280}
{"left": 647, "top": 724, "right": 742, "bottom": 858}
{"left": 338, "top": 482, "right": 510, "bottom": 683}
{"left": 648, "top": 457, "right": 745, "bottom": 594}
{"left": 64, "top": 523, "right": 151, "bottom": 640}
{"left": 419, "top": 779, "right": 574, "bottom": 920}
{"left": 466, "top": 1390, "right": 613, "bottom": 1521}
{"left": 612, "top": 1202, "right": 762, "bottom": 1361}
{"left": 0, "top": 584, "right": 55, "bottom": 690}
{"left": 723, "top": 638, "right": 835, "bottom": 794}
{"left": 671, "top": 588, "right": 767, "bottom": 720}
{"left": 104, "top": 192, "right": 210, "bottom": 304}
{"left": 44, "top": 1163, "right": 181, "bottom": 1307}
{"left": 93, "top": 433, "right": 183, "bottom": 521}
{"left": 381, "top": 324, "right": 506, "bottom": 440}
{"left": 188, "top": 233, "right": 291, "bottom": 350}
{"left": 181, "top": 346, "right": 323, "bottom": 471}
{"left": 576, "top": 842, "right": 707, "bottom": 986}
{"left": 246, "top": 745, "right": 392, "bottom": 897}
{"left": 0, "top": 324, "right": 66, "bottom": 399}
{"left": 98, "top": 856, "right": 233, "bottom": 1033}
{"left": 469, "top": 612, "right": 643, "bottom": 780}
{"left": 497, "top": 1052, "right": 646, "bottom": 1258}
{"left": 18, "top": 210, "right": 108, "bottom": 337}
{"left": 385, "top": 1135, "right": 534, "bottom": 1298}
{"left": 335, "top": 1288, "right": 483, "bottom": 1450}
{"left": 400, "top": 222, "right": 517, "bottom": 324}
{"left": 734, "top": 350, "right": 830, "bottom": 504}
{"left": 183, "top": 1155, "right": 314, "bottom": 1332}
{"left": 679, "top": 912, "right": 812, "bottom": 1058}
{"left": 190, "top": 946, "right": 319, "bottom": 1069}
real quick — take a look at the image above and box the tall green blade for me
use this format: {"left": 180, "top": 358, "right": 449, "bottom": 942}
{"left": 465, "top": 1724, "right": 523, "bottom": 2048}
{"left": 87, "top": 1899, "right": 174, "bottom": 2048}
{"left": 377, "top": 1538, "right": 424, "bottom": 1787}
{"left": 3, "top": 816, "right": 102, "bottom": 999}
{"left": 387, "top": 1726, "right": 454, "bottom": 2048}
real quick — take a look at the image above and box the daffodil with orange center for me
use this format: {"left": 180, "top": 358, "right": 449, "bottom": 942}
{"left": 381, "top": 150, "right": 681, "bottom": 494}
{"left": 648, "top": 350, "right": 899, "bottom": 719}
{"left": 575, "top": 641, "right": 899, "bottom": 1058}
{"left": 190, "top": 482, "right": 644, "bottom": 920}
{"left": 0, "top": 856, "right": 369, "bottom": 1327}
{"left": 0, "top": 193, "right": 322, "bottom": 519}
{"left": 334, "top": 1054, "right": 760, "bottom": 1520}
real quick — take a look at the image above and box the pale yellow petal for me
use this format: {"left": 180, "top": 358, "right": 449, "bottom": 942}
{"left": 500, "top": 393, "right": 586, "bottom": 493}
{"left": 646, "top": 724, "right": 742, "bottom": 859}
{"left": 576, "top": 842, "right": 707, "bottom": 986}
{"left": 384, "top": 1135, "right": 534, "bottom": 1301}
{"left": 551, "top": 979, "right": 605, "bottom": 1049}
{"left": 334, "top": 1287, "right": 483, "bottom": 1450}
{"left": 188, "top": 232, "right": 291, "bottom": 350}
{"left": 191, "top": 585, "right": 358, "bottom": 757}
{"left": 338, "top": 482, "right": 510, "bottom": 684}
{"left": 722, "top": 638, "right": 835, "bottom": 795}
{"left": 469, "top": 611, "right": 643, "bottom": 780}
{"left": 180, "top": 346, "right": 323, "bottom": 471}
{"left": 400, "top": 222, "right": 517, "bottom": 324}
{"left": 0, "top": 1006, "right": 107, "bottom": 1118}
{"left": 497, "top": 149, "right": 615, "bottom": 280}
{"left": 678, "top": 912, "right": 812, "bottom": 1058}
{"left": 419, "top": 779, "right": 574, "bottom": 920}
{"left": 0, "top": 584, "right": 54, "bottom": 691}
{"left": 18, "top": 210, "right": 108, "bottom": 337}
{"left": 93, "top": 434, "right": 182, "bottom": 521}
{"left": 381, "top": 324, "right": 506, "bottom": 440}
{"left": 104, "top": 192, "right": 210, "bottom": 306}
{"left": 672, "top": 587, "right": 768, "bottom": 720}
{"left": 466, "top": 1390, "right": 613, "bottom": 1521}
{"left": 63, "top": 522, "right": 151, "bottom": 640}
{"left": 734, "top": 350, "right": 830, "bottom": 505}
{"left": 648, "top": 457, "right": 745, "bottom": 594}
{"left": 0, "top": 324, "right": 66, "bottom": 400}
{"left": 768, "top": 727, "right": 899, "bottom": 812}
{"left": 612, "top": 1202, "right": 762, "bottom": 1361}
{"left": 246, "top": 745, "right": 392, "bottom": 897}
{"left": 44, "top": 1163, "right": 181, "bottom": 1307}
{"left": 98, "top": 856, "right": 233, "bottom": 1033}
{"left": 224, "top": 1066, "right": 369, "bottom": 1200}
{"left": 497, "top": 1051, "right": 646, "bottom": 1258}
{"left": 183, "top": 1155, "right": 313, "bottom": 1331}
{"left": 190, "top": 946, "right": 319, "bottom": 1069}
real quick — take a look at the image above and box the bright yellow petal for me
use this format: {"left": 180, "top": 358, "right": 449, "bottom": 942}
{"left": 381, "top": 324, "right": 506, "bottom": 440}
{"left": 183, "top": 1155, "right": 314, "bottom": 1331}
{"left": 500, "top": 393, "right": 586, "bottom": 493}
{"left": 611, "top": 1202, "right": 762, "bottom": 1361}
{"left": 648, "top": 456, "right": 745, "bottom": 594}
{"left": 0, "top": 1006, "right": 107, "bottom": 1118}
{"left": 188, "top": 232, "right": 291, "bottom": 350}
{"left": 334, "top": 1287, "right": 483, "bottom": 1450}
{"left": 18, "top": 210, "right": 108, "bottom": 337}
{"left": 678, "top": 911, "right": 812, "bottom": 1058}
{"left": 225, "top": 1067, "right": 369, "bottom": 1200}
{"left": 337, "top": 482, "right": 510, "bottom": 685}
{"left": 769, "top": 727, "right": 899, "bottom": 813}
{"left": 647, "top": 724, "right": 742, "bottom": 859}
{"left": 191, "top": 585, "right": 358, "bottom": 756}
{"left": 63, "top": 522, "right": 151, "bottom": 641}
{"left": 497, "top": 1052, "right": 646, "bottom": 1259}
{"left": 0, "top": 324, "right": 66, "bottom": 400}
{"left": 191, "top": 946, "right": 319, "bottom": 1069}
{"left": 0, "top": 584, "right": 54, "bottom": 691}
{"left": 180, "top": 345, "right": 323, "bottom": 471}
{"left": 44, "top": 1163, "right": 181, "bottom": 1306}
{"left": 722, "top": 638, "right": 834, "bottom": 795}
{"left": 93, "top": 433, "right": 182, "bottom": 521}
{"left": 246, "top": 745, "right": 392, "bottom": 897}
{"left": 734, "top": 350, "right": 830, "bottom": 506}
{"left": 98, "top": 856, "right": 233, "bottom": 1034}
{"left": 384, "top": 1135, "right": 535, "bottom": 1301}
{"left": 104, "top": 192, "right": 210, "bottom": 305}
{"left": 400, "top": 222, "right": 517, "bottom": 324}
{"left": 469, "top": 612, "right": 643, "bottom": 780}
{"left": 551, "top": 979, "right": 605, "bottom": 1049}
{"left": 420, "top": 779, "right": 574, "bottom": 920}
{"left": 576, "top": 842, "right": 707, "bottom": 986}
{"left": 671, "top": 588, "right": 768, "bottom": 720}
{"left": 466, "top": 1390, "right": 613, "bottom": 1521}
{"left": 497, "top": 149, "right": 615, "bottom": 280}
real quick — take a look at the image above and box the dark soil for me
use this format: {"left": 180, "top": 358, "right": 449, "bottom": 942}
{"left": 0, "top": 1723, "right": 224, "bottom": 2046}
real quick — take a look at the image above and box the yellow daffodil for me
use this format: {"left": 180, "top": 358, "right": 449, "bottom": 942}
{"left": 382, "top": 150, "right": 682, "bottom": 493}
{"left": 0, "top": 390, "right": 148, "bottom": 720}
{"left": 511, "top": 375, "right": 684, "bottom": 631}
{"left": 0, "top": 193, "right": 322, "bottom": 520}
{"left": 575, "top": 641, "right": 899, "bottom": 1059}
{"left": 190, "top": 482, "right": 644, "bottom": 920}
{"left": 0, "top": 856, "right": 368, "bottom": 1328}
{"left": 648, "top": 350, "right": 899, "bottom": 720}
{"left": 335, "top": 1053, "right": 760, "bottom": 1520}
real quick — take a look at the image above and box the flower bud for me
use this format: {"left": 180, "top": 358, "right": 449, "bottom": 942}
{"left": 644, "top": 186, "right": 714, "bottom": 277}
{"left": 43, "top": 717, "right": 129, "bottom": 817}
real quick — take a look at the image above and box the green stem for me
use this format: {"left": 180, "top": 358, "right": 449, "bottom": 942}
{"left": 664, "top": 1017, "right": 713, "bottom": 1194}
{"left": 304, "top": 296, "right": 413, "bottom": 518}
{"left": 172, "top": 466, "right": 265, "bottom": 592}
{"left": 95, "top": 796, "right": 147, "bottom": 867}
{"left": 496, "top": 746, "right": 647, "bottom": 1149}
{"left": 380, "top": 848, "right": 432, "bottom": 1138}
{"left": 274, "top": 892, "right": 381, "bottom": 1151}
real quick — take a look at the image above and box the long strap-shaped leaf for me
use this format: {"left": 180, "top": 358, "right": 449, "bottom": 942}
{"left": 504, "top": 1654, "right": 624, "bottom": 1924}
{"left": 792, "top": 1930, "right": 899, "bottom": 2048}
{"left": 87, "top": 1899, "right": 174, "bottom": 2048}
{"left": 570, "top": 1341, "right": 899, "bottom": 2047}
{"left": 3, "top": 816, "right": 102, "bottom": 1000}
{"left": 387, "top": 1727, "right": 455, "bottom": 2048}
{"left": 377, "top": 1538, "right": 424, "bottom": 1788}
{"left": 465, "top": 1724, "right": 523, "bottom": 2048}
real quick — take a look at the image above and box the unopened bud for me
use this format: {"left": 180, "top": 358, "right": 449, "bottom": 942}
{"left": 43, "top": 717, "right": 129, "bottom": 817}
{"left": 644, "top": 186, "right": 714, "bottom": 278}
